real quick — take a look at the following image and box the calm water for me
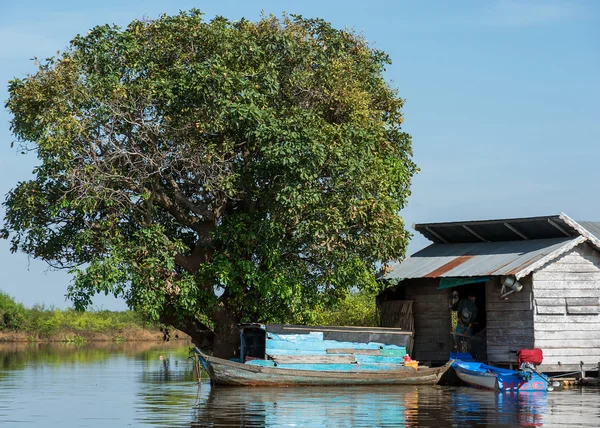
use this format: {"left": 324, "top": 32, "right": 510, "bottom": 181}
{"left": 0, "top": 341, "right": 598, "bottom": 427}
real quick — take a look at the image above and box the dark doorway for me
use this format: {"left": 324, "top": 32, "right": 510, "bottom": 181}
{"left": 454, "top": 283, "right": 486, "bottom": 335}
{"left": 451, "top": 282, "right": 487, "bottom": 360}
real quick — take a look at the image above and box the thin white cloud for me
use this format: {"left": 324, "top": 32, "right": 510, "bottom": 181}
{"left": 484, "top": 0, "right": 583, "bottom": 27}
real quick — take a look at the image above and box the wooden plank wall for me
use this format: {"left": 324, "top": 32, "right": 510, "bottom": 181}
{"left": 379, "top": 300, "right": 414, "bottom": 332}
{"left": 486, "top": 276, "right": 534, "bottom": 363}
{"left": 378, "top": 300, "right": 414, "bottom": 354}
{"left": 404, "top": 279, "right": 452, "bottom": 362}
{"left": 532, "top": 243, "right": 600, "bottom": 372}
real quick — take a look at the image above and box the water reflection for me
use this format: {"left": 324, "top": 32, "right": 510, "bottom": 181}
{"left": 192, "top": 384, "right": 599, "bottom": 427}
{"left": 0, "top": 341, "right": 598, "bottom": 427}
{"left": 193, "top": 386, "right": 417, "bottom": 427}
{"left": 0, "top": 341, "right": 191, "bottom": 371}
{"left": 449, "top": 388, "right": 548, "bottom": 426}
{"left": 0, "top": 341, "right": 197, "bottom": 427}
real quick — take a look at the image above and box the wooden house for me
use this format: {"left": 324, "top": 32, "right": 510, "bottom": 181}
{"left": 378, "top": 213, "right": 600, "bottom": 374}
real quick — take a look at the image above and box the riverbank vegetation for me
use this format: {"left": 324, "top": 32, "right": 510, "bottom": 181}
{"left": 0, "top": 291, "right": 167, "bottom": 342}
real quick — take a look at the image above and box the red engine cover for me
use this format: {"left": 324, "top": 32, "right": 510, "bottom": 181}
{"left": 517, "top": 348, "right": 543, "bottom": 366}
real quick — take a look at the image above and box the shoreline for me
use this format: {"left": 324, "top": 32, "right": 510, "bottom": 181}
{"left": 0, "top": 328, "right": 190, "bottom": 343}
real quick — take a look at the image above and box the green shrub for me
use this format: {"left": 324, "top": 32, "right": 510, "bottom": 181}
{"left": 0, "top": 290, "right": 160, "bottom": 336}
{"left": 0, "top": 291, "right": 26, "bottom": 330}
{"left": 312, "top": 291, "right": 379, "bottom": 327}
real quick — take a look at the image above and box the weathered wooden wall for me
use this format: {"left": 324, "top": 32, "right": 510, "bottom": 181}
{"left": 379, "top": 300, "right": 414, "bottom": 332}
{"left": 533, "top": 243, "right": 600, "bottom": 372}
{"left": 378, "top": 300, "right": 414, "bottom": 354}
{"left": 404, "top": 279, "right": 452, "bottom": 362}
{"left": 486, "top": 276, "right": 534, "bottom": 363}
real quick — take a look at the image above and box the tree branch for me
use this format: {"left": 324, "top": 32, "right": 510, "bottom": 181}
{"left": 159, "top": 313, "right": 214, "bottom": 349}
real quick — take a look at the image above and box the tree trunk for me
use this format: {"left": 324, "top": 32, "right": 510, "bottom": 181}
{"left": 159, "top": 305, "right": 240, "bottom": 358}
{"left": 159, "top": 314, "right": 214, "bottom": 350}
{"left": 211, "top": 306, "right": 240, "bottom": 359}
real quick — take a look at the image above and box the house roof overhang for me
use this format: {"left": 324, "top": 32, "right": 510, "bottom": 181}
{"left": 383, "top": 213, "right": 600, "bottom": 282}
{"left": 414, "top": 213, "right": 600, "bottom": 247}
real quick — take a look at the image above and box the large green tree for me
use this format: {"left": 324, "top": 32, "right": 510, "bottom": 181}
{"left": 2, "top": 10, "right": 416, "bottom": 357}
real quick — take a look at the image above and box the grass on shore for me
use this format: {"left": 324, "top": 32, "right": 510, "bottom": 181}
{"left": 0, "top": 290, "right": 161, "bottom": 341}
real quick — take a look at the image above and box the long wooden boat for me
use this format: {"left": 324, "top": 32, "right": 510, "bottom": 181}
{"left": 195, "top": 349, "right": 450, "bottom": 387}
{"left": 452, "top": 360, "right": 550, "bottom": 392}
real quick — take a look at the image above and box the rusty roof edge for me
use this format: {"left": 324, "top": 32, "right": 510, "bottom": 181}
{"left": 560, "top": 212, "right": 600, "bottom": 251}
{"left": 514, "top": 236, "right": 586, "bottom": 280}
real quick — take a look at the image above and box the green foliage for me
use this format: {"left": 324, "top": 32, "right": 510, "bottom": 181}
{"left": 25, "top": 308, "right": 156, "bottom": 335}
{"left": 312, "top": 290, "right": 379, "bottom": 327}
{"left": 0, "top": 293, "right": 158, "bottom": 336}
{"left": 3, "top": 10, "right": 416, "bottom": 347}
{"left": 0, "top": 291, "right": 26, "bottom": 330}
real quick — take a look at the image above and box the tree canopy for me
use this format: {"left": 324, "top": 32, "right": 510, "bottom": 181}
{"left": 3, "top": 10, "right": 417, "bottom": 356}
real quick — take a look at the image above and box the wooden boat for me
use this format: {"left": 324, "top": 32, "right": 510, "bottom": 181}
{"left": 451, "top": 360, "right": 550, "bottom": 392}
{"left": 194, "top": 324, "right": 449, "bottom": 386}
{"left": 195, "top": 349, "right": 450, "bottom": 386}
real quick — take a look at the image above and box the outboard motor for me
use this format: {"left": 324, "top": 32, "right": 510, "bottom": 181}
{"left": 516, "top": 348, "right": 559, "bottom": 391}
{"left": 517, "top": 348, "right": 544, "bottom": 384}
{"left": 518, "top": 363, "right": 535, "bottom": 382}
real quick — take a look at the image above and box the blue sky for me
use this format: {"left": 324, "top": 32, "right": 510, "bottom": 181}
{"left": 0, "top": 0, "right": 598, "bottom": 309}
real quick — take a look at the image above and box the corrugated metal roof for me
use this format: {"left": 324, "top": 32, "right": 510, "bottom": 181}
{"left": 384, "top": 213, "right": 600, "bottom": 282}
{"left": 577, "top": 221, "right": 600, "bottom": 242}
{"left": 384, "top": 237, "right": 581, "bottom": 280}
